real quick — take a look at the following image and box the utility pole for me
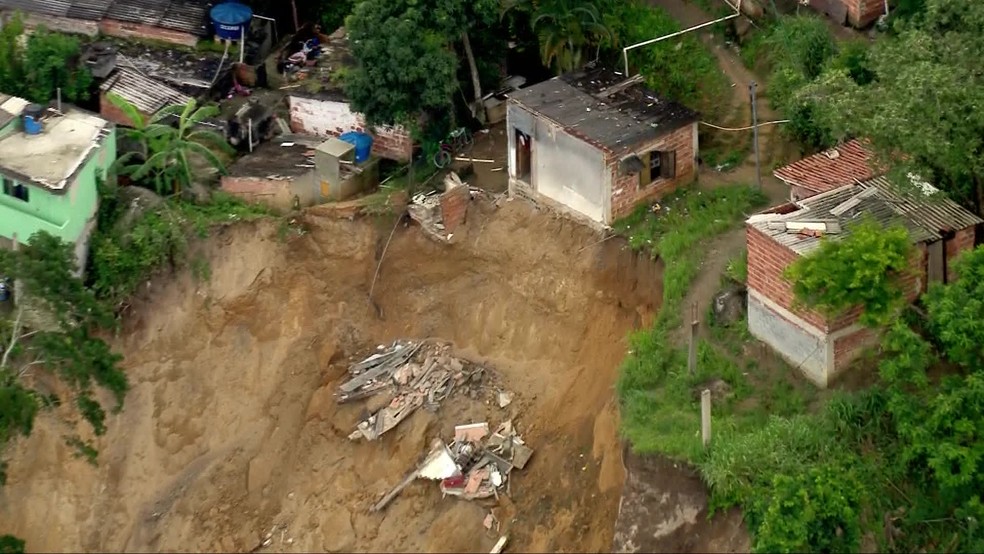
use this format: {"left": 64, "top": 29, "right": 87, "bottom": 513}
{"left": 750, "top": 81, "right": 761, "bottom": 190}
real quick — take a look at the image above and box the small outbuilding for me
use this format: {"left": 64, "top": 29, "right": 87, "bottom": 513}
{"left": 746, "top": 176, "right": 983, "bottom": 388}
{"left": 505, "top": 66, "right": 699, "bottom": 228}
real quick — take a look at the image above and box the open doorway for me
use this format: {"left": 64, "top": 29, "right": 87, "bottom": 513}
{"left": 515, "top": 129, "right": 532, "bottom": 182}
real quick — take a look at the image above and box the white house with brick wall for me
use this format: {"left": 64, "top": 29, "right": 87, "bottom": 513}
{"left": 746, "top": 177, "right": 982, "bottom": 388}
{"left": 505, "top": 66, "right": 699, "bottom": 228}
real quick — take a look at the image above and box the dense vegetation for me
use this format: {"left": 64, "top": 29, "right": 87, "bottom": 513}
{"left": 0, "top": 14, "right": 92, "bottom": 104}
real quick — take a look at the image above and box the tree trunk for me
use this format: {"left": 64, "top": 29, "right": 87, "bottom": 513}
{"left": 461, "top": 32, "right": 485, "bottom": 124}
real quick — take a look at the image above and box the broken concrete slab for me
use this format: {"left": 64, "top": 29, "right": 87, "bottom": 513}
{"left": 454, "top": 422, "right": 490, "bottom": 443}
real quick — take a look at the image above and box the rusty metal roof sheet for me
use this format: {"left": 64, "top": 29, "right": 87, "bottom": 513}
{"left": 773, "top": 139, "right": 881, "bottom": 196}
{"left": 103, "top": 0, "right": 209, "bottom": 35}
{"left": 748, "top": 177, "right": 982, "bottom": 255}
{"left": 100, "top": 67, "right": 191, "bottom": 115}
{"left": 507, "top": 65, "right": 698, "bottom": 155}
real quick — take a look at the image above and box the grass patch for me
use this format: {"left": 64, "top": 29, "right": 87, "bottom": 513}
{"left": 724, "top": 249, "right": 747, "bottom": 284}
{"left": 614, "top": 185, "right": 767, "bottom": 324}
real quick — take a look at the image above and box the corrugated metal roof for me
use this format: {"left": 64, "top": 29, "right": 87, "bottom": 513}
{"left": 773, "top": 139, "right": 880, "bottom": 195}
{"left": 159, "top": 0, "right": 209, "bottom": 35}
{"left": 507, "top": 66, "right": 698, "bottom": 155}
{"left": 865, "top": 175, "right": 984, "bottom": 234}
{"left": 100, "top": 67, "right": 191, "bottom": 114}
{"left": 65, "top": 0, "right": 113, "bottom": 20}
{"left": 0, "top": 0, "right": 71, "bottom": 17}
{"left": 748, "top": 178, "right": 982, "bottom": 255}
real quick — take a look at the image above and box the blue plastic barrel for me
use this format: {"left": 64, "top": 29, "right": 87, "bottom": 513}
{"left": 210, "top": 1, "right": 253, "bottom": 40}
{"left": 22, "top": 103, "right": 43, "bottom": 135}
{"left": 339, "top": 131, "right": 373, "bottom": 164}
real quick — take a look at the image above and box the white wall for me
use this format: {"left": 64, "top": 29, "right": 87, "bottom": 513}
{"left": 747, "top": 289, "right": 832, "bottom": 387}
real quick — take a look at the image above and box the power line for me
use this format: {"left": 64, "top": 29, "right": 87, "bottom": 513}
{"left": 699, "top": 119, "right": 790, "bottom": 132}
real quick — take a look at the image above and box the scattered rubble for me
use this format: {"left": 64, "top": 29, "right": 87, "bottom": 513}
{"left": 340, "top": 340, "right": 490, "bottom": 441}
{"left": 407, "top": 173, "right": 483, "bottom": 242}
{"left": 372, "top": 420, "right": 534, "bottom": 513}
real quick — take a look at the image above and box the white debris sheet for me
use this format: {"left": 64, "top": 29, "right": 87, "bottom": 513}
{"left": 341, "top": 340, "right": 490, "bottom": 441}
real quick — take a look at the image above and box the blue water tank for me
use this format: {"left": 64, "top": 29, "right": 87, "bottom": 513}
{"left": 210, "top": 1, "right": 253, "bottom": 40}
{"left": 22, "top": 104, "right": 43, "bottom": 135}
{"left": 339, "top": 131, "right": 373, "bottom": 164}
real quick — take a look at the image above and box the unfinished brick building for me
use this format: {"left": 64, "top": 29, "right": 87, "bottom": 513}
{"left": 746, "top": 177, "right": 982, "bottom": 387}
{"left": 806, "top": 0, "right": 886, "bottom": 29}
{"left": 506, "top": 66, "right": 699, "bottom": 228}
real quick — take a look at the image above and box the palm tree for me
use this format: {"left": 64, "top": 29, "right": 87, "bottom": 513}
{"left": 520, "top": 0, "right": 614, "bottom": 73}
{"left": 108, "top": 94, "right": 233, "bottom": 196}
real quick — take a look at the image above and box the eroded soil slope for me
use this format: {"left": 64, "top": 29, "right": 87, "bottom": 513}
{"left": 0, "top": 200, "right": 661, "bottom": 553}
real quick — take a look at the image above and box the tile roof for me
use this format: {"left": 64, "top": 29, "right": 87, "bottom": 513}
{"left": 507, "top": 65, "right": 698, "bottom": 155}
{"left": 100, "top": 67, "right": 191, "bottom": 115}
{"left": 748, "top": 176, "right": 983, "bottom": 256}
{"left": 773, "top": 139, "right": 879, "bottom": 195}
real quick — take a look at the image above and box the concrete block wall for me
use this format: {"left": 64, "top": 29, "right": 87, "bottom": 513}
{"left": 220, "top": 176, "right": 296, "bottom": 212}
{"left": 14, "top": 13, "right": 99, "bottom": 36}
{"left": 288, "top": 96, "right": 413, "bottom": 162}
{"left": 609, "top": 122, "right": 697, "bottom": 221}
{"left": 439, "top": 185, "right": 470, "bottom": 234}
{"left": 98, "top": 19, "right": 199, "bottom": 48}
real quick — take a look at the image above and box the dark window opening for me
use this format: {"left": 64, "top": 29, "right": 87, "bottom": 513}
{"left": 515, "top": 129, "right": 532, "bottom": 181}
{"left": 2, "top": 176, "right": 29, "bottom": 202}
{"left": 639, "top": 150, "right": 677, "bottom": 187}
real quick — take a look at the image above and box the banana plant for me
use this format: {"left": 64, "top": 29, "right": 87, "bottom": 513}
{"left": 108, "top": 94, "right": 233, "bottom": 196}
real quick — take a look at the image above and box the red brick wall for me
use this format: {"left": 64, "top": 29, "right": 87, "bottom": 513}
{"left": 748, "top": 224, "right": 927, "bottom": 333}
{"left": 945, "top": 226, "right": 977, "bottom": 281}
{"left": 99, "top": 92, "right": 147, "bottom": 128}
{"left": 439, "top": 185, "right": 470, "bottom": 233}
{"left": 288, "top": 96, "right": 413, "bottom": 162}
{"left": 99, "top": 19, "right": 200, "bottom": 48}
{"left": 846, "top": 0, "right": 885, "bottom": 28}
{"left": 833, "top": 326, "right": 879, "bottom": 371}
{"left": 609, "top": 123, "right": 697, "bottom": 220}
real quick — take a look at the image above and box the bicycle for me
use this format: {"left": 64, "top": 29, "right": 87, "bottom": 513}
{"left": 432, "top": 127, "right": 474, "bottom": 168}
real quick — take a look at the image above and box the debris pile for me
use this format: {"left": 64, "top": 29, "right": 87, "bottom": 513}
{"left": 340, "top": 340, "right": 490, "bottom": 441}
{"left": 371, "top": 420, "right": 534, "bottom": 512}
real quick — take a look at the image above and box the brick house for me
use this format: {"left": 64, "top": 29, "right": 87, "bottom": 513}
{"left": 0, "top": 0, "right": 211, "bottom": 47}
{"left": 805, "top": 0, "right": 886, "bottom": 29}
{"left": 774, "top": 139, "right": 880, "bottom": 202}
{"left": 746, "top": 176, "right": 982, "bottom": 387}
{"left": 505, "top": 66, "right": 699, "bottom": 228}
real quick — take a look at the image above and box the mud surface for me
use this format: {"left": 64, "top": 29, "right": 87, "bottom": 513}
{"left": 0, "top": 200, "right": 664, "bottom": 552}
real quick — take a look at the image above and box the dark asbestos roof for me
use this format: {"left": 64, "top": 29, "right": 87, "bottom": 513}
{"left": 0, "top": 0, "right": 71, "bottom": 17}
{"left": 104, "top": 0, "right": 210, "bottom": 35}
{"left": 0, "top": 0, "right": 210, "bottom": 35}
{"left": 227, "top": 135, "right": 325, "bottom": 179}
{"left": 507, "top": 66, "right": 699, "bottom": 154}
{"left": 748, "top": 177, "right": 984, "bottom": 255}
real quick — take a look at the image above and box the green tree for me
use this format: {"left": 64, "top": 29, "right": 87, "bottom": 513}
{"left": 750, "top": 465, "right": 863, "bottom": 553}
{"left": 507, "top": 0, "right": 613, "bottom": 73}
{"left": 0, "top": 232, "right": 127, "bottom": 463}
{"left": 109, "top": 95, "right": 233, "bottom": 195}
{"left": 0, "top": 13, "right": 92, "bottom": 104}
{"left": 805, "top": 0, "right": 984, "bottom": 212}
{"left": 0, "top": 535, "right": 24, "bottom": 554}
{"left": 924, "top": 246, "right": 984, "bottom": 369}
{"left": 784, "top": 220, "right": 914, "bottom": 327}
{"left": 343, "top": 0, "right": 499, "bottom": 133}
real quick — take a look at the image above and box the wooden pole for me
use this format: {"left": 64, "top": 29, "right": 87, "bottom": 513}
{"left": 247, "top": 118, "right": 253, "bottom": 153}
{"left": 688, "top": 301, "right": 698, "bottom": 376}
{"left": 701, "top": 389, "right": 712, "bottom": 448}
{"left": 750, "top": 81, "right": 762, "bottom": 190}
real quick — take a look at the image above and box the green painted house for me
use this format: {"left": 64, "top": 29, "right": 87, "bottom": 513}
{"left": 0, "top": 94, "right": 116, "bottom": 274}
